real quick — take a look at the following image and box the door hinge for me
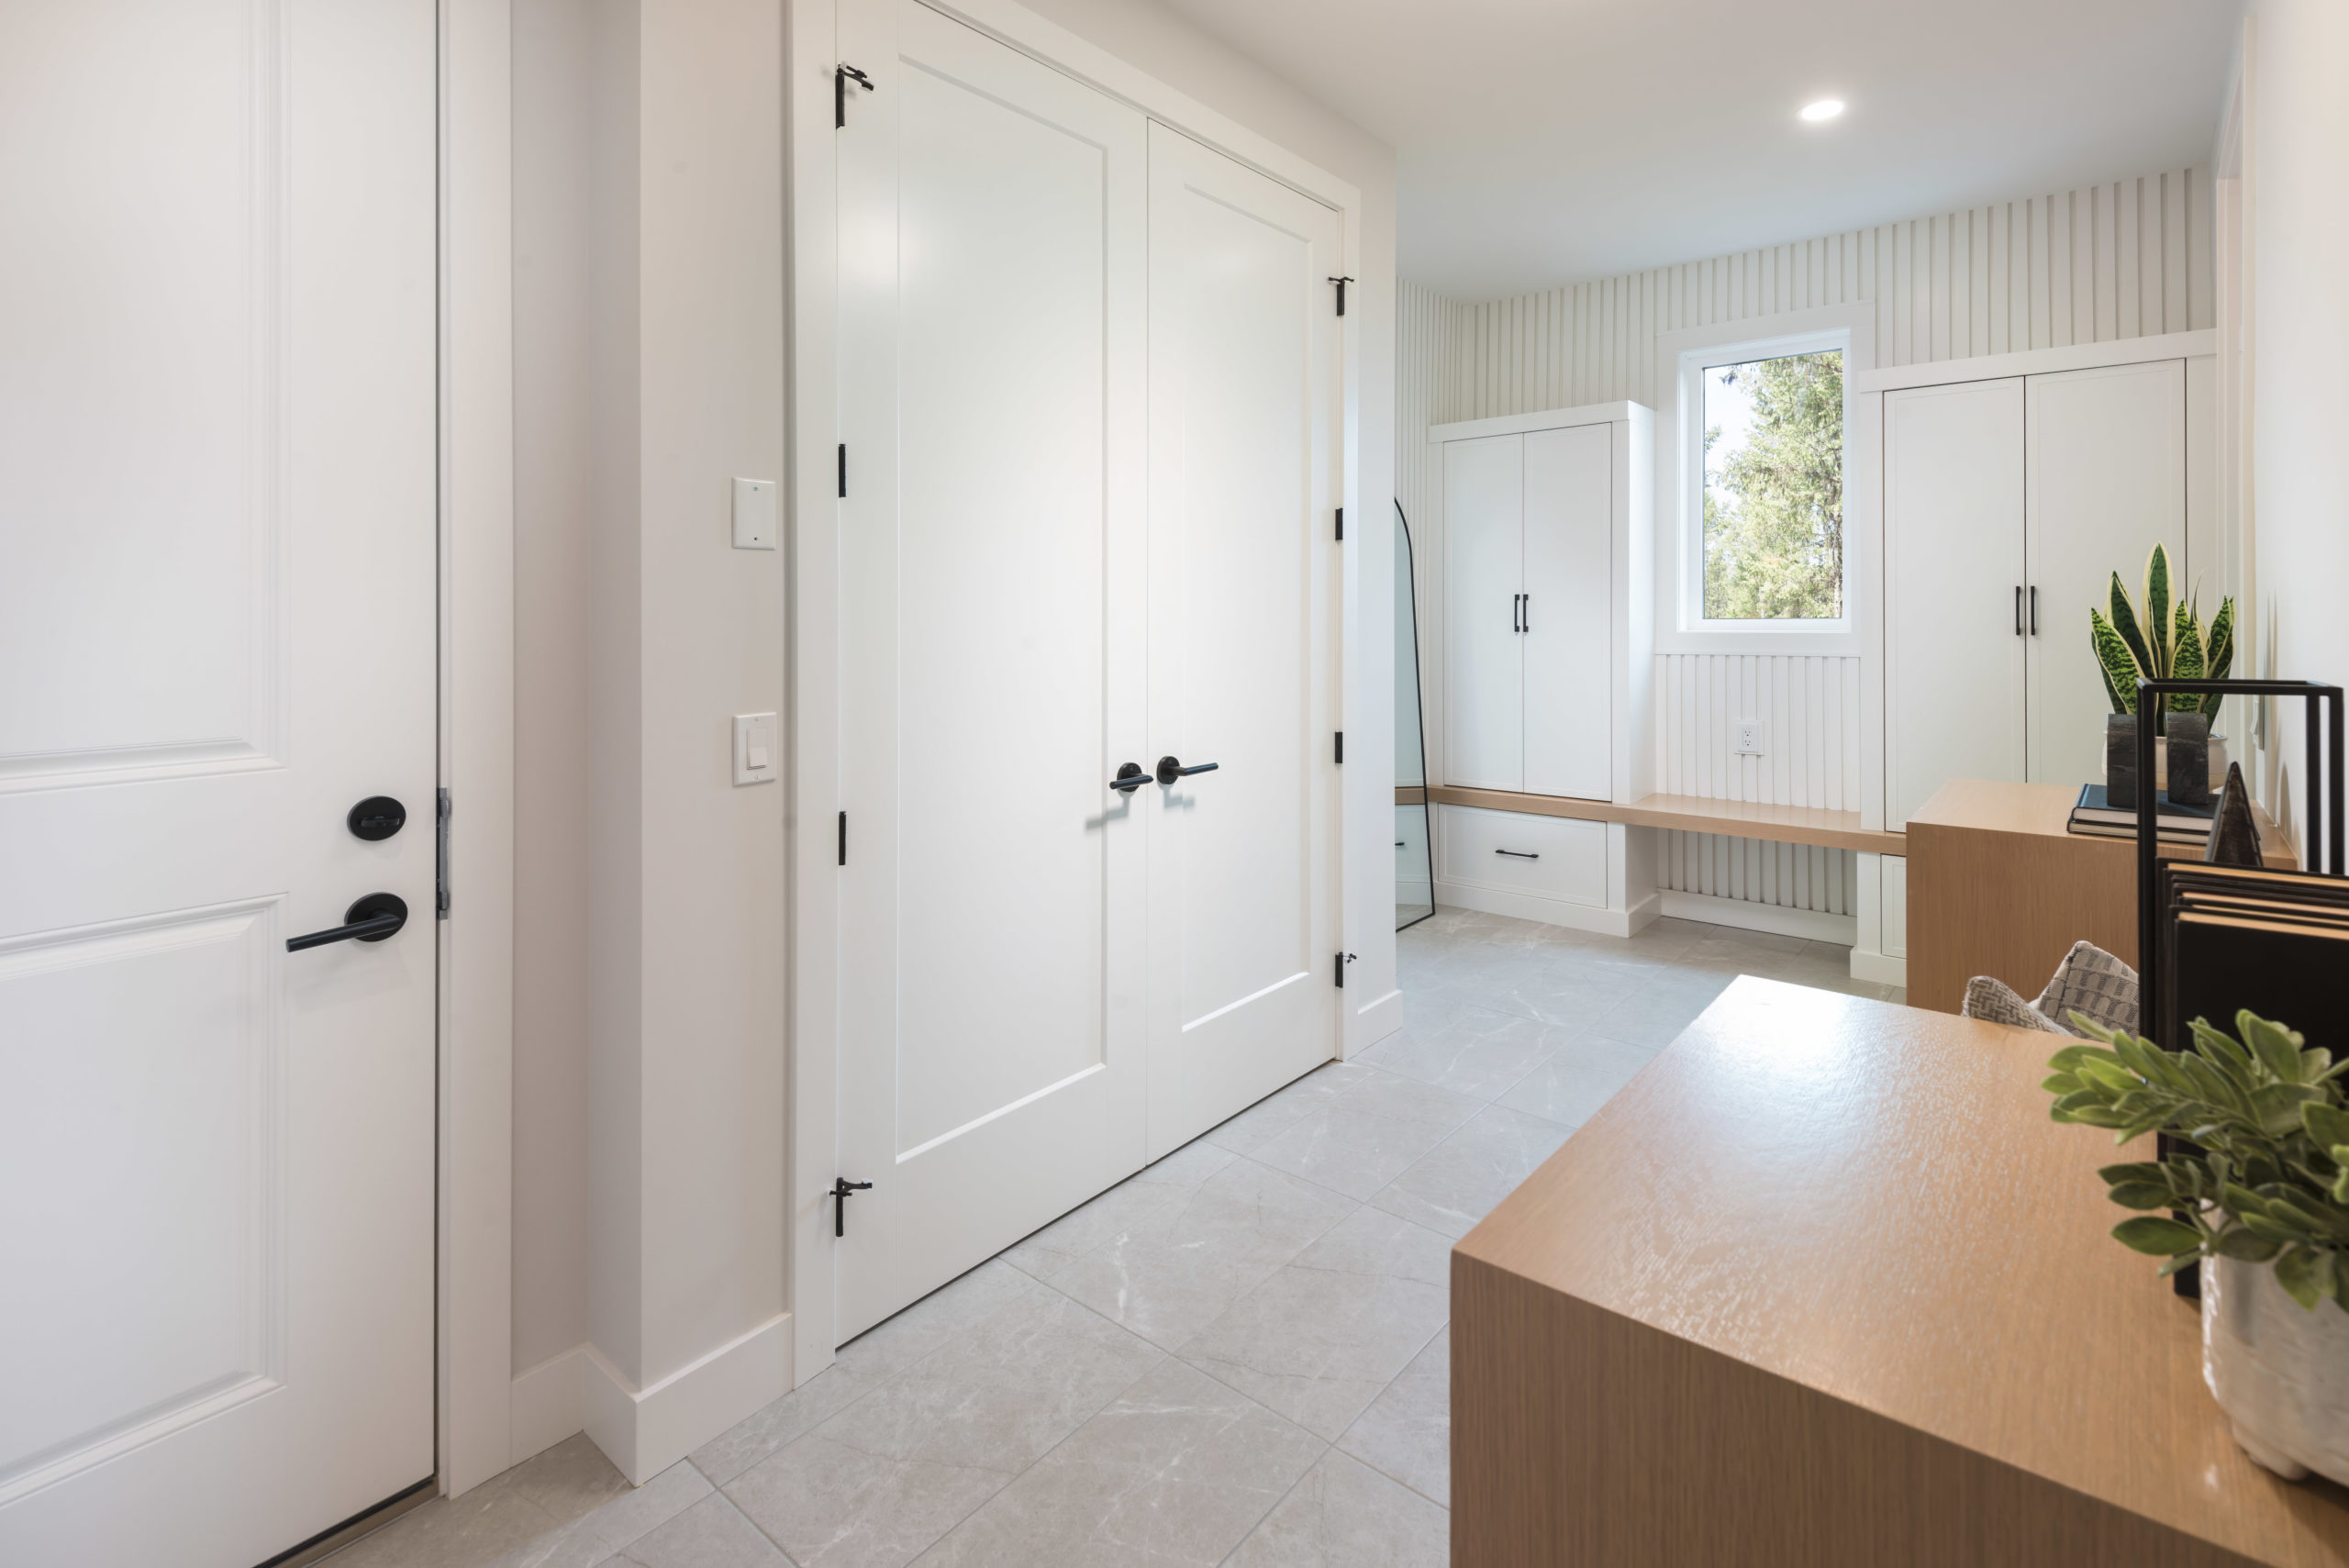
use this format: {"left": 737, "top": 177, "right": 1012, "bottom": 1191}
{"left": 835, "top": 63, "right": 874, "bottom": 128}
{"left": 1326, "top": 276, "right": 1353, "bottom": 317}
{"left": 1334, "top": 731, "right": 1343, "bottom": 765}
{"left": 831, "top": 1176, "right": 873, "bottom": 1237}
{"left": 1334, "top": 506, "right": 1343, "bottom": 541}
{"left": 436, "top": 788, "right": 451, "bottom": 919}
{"left": 838, "top": 443, "right": 847, "bottom": 498}
{"left": 838, "top": 810, "right": 848, "bottom": 867}
{"left": 1334, "top": 951, "right": 1355, "bottom": 987}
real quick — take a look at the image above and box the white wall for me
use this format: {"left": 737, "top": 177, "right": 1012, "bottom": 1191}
{"left": 2240, "top": 1, "right": 2349, "bottom": 862}
{"left": 1399, "top": 166, "right": 2215, "bottom": 930}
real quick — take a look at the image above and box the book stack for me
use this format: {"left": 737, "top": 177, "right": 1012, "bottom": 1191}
{"left": 2066, "top": 783, "right": 2216, "bottom": 846}
{"left": 2159, "top": 862, "right": 2349, "bottom": 1059}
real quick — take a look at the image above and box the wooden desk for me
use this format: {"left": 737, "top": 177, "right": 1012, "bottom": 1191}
{"left": 1453, "top": 979, "right": 2349, "bottom": 1568}
{"left": 1426, "top": 784, "right": 1907, "bottom": 855}
{"left": 1906, "top": 778, "right": 2297, "bottom": 1013}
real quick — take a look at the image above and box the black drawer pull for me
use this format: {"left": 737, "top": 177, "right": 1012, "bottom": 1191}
{"left": 1495, "top": 849, "right": 1539, "bottom": 860}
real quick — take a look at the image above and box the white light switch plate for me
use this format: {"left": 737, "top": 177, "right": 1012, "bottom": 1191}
{"left": 732, "top": 477, "right": 777, "bottom": 550}
{"left": 734, "top": 713, "right": 777, "bottom": 785}
{"left": 1733, "top": 721, "right": 1765, "bottom": 755}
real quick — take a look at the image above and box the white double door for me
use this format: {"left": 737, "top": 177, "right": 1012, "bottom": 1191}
{"left": 834, "top": 0, "right": 1344, "bottom": 1340}
{"left": 1886, "top": 359, "right": 2199, "bottom": 826}
{"left": 1442, "top": 425, "right": 1612, "bottom": 800}
{"left": 0, "top": 3, "right": 438, "bottom": 1564}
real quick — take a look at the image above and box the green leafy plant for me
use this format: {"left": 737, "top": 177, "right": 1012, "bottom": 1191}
{"left": 2045, "top": 1009, "right": 2349, "bottom": 1314}
{"left": 2088, "top": 542, "right": 2234, "bottom": 729}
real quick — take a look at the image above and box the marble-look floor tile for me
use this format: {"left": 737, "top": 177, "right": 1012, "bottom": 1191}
{"left": 1336, "top": 1328, "right": 1448, "bottom": 1507}
{"left": 328, "top": 1434, "right": 640, "bottom": 1568}
{"left": 726, "top": 1277, "right": 1162, "bottom": 1568}
{"left": 610, "top": 1495, "right": 787, "bottom": 1567}
{"left": 1202, "top": 1062, "right": 1375, "bottom": 1157}
{"left": 1048, "top": 1155, "right": 1355, "bottom": 1351}
{"left": 1224, "top": 1450, "right": 1448, "bottom": 1568}
{"left": 1439, "top": 947, "right": 1646, "bottom": 1031}
{"left": 830, "top": 1261, "right": 1033, "bottom": 1387}
{"left": 691, "top": 1364, "right": 874, "bottom": 1487}
{"left": 1247, "top": 1069, "right": 1483, "bottom": 1201}
{"left": 1494, "top": 1031, "right": 1654, "bottom": 1128}
{"left": 1591, "top": 970, "right": 1735, "bottom": 1047}
{"left": 1178, "top": 1207, "right": 1450, "bottom": 1440}
{"left": 910, "top": 1360, "right": 1322, "bottom": 1568}
{"left": 1368, "top": 1104, "right": 1572, "bottom": 1240}
{"left": 1353, "top": 1005, "right": 1574, "bottom": 1101}
{"left": 999, "top": 1170, "right": 1193, "bottom": 1281}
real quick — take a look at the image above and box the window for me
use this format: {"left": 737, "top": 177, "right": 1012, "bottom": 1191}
{"left": 1700, "top": 349, "right": 1843, "bottom": 620}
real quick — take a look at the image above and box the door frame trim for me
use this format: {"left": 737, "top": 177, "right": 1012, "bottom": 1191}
{"left": 786, "top": 0, "right": 1371, "bottom": 1380}
{"left": 438, "top": 0, "right": 518, "bottom": 1498}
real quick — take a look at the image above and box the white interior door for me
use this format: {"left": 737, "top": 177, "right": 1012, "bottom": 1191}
{"left": 835, "top": 0, "right": 1150, "bottom": 1340}
{"left": 2026, "top": 360, "right": 2188, "bottom": 794}
{"left": 1520, "top": 422, "right": 1612, "bottom": 801}
{"left": 1885, "top": 378, "right": 2026, "bottom": 827}
{"left": 1443, "top": 434, "right": 1524, "bottom": 791}
{"left": 1142, "top": 124, "right": 1342, "bottom": 1156}
{"left": 0, "top": 4, "right": 437, "bottom": 1563}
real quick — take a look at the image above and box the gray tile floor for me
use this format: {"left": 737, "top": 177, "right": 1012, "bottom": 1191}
{"left": 330, "top": 909, "right": 1899, "bottom": 1568}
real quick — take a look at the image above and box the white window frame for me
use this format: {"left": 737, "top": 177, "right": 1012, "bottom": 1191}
{"left": 1655, "top": 305, "right": 1874, "bottom": 655}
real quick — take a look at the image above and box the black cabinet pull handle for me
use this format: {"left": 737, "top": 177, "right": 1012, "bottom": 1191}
{"left": 1155, "top": 755, "right": 1219, "bottom": 786}
{"left": 1110, "top": 762, "right": 1150, "bottom": 793}
{"left": 2030, "top": 584, "right": 2038, "bottom": 636}
{"left": 287, "top": 893, "right": 408, "bottom": 952}
{"left": 1495, "top": 848, "right": 1539, "bottom": 860}
{"left": 2015, "top": 585, "right": 2023, "bottom": 636}
{"left": 1521, "top": 594, "right": 1531, "bottom": 633}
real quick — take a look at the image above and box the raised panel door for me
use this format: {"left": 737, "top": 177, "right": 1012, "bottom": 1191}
{"left": 1444, "top": 435, "right": 1524, "bottom": 791}
{"left": 1521, "top": 422, "right": 1613, "bottom": 801}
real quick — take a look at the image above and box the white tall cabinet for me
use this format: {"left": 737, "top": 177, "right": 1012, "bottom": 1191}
{"left": 1430, "top": 402, "right": 1654, "bottom": 935}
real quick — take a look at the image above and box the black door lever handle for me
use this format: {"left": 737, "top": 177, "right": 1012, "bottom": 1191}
{"left": 1155, "top": 756, "right": 1219, "bottom": 786}
{"left": 1110, "top": 762, "right": 1151, "bottom": 793}
{"left": 287, "top": 892, "right": 408, "bottom": 951}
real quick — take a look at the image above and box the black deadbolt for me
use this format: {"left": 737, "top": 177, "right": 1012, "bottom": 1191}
{"left": 348, "top": 796, "right": 406, "bottom": 841}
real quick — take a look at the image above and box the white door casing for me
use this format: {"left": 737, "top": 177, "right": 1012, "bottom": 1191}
{"left": 834, "top": 0, "right": 1150, "bottom": 1340}
{"left": 1142, "top": 123, "right": 1343, "bottom": 1158}
{"left": 2025, "top": 359, "right": 2188, "bottom": 795}
{"left": 1520, "top": 423, "right": 1612, "bottom": 802}
{"left": 0, "top": 1, "right": 438, "bottom": 1562}
{"left": 1885, "top": 377, "right": 2028, "bottom": 828}
{"left": 1443, "top": 433, "right": 1524, "bottom": 792}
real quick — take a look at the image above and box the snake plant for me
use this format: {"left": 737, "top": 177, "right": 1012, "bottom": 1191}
{"left": 2089, "top": 542, "right": 2234, "bottom": 728}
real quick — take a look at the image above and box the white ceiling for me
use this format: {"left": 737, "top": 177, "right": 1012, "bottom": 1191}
{"left": 1155, "top": 0, "right": 2243, "bottom": 301}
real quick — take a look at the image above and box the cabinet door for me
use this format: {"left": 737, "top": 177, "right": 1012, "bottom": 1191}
{"left": 1520, "top": 422, "right": 1612, "bottom": 800}
{"left": 2026, "top": 360, "right": 2187, "bottom": 795}
{"left": 1444, "top": 433, "right": 1523, "bottom": 791}
{"left": 1886, "top": 378, "right": 2026, "bottom": 828}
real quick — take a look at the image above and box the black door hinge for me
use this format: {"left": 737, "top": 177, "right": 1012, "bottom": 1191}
{"left": 1334, "top": 731, "right": 1343, "bottom": 765}
{"left": 835, "top": 64, "right": 874, "bottom": 128}
{"left": 838, "top": 443, "right": 847, "bottom": 498}
{"left": 1334, "top": 506, "right": 1343, "bottom": 541}
{"left": 831, "top": 1176, "right": 873, "bottom": 1237}
{"left": 1334, "top": 951, "right": 1355, "bottom": 987}
{"left": 838, "top": 810, "right": 848, "bottom": 866}
{"left": 436, "top": 788, "right": 451, "bottom": 918}
{"left": 1327, "top": 276, "right": 1353, "bottom": 317}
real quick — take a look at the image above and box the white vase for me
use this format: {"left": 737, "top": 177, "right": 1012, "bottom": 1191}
{"left": 2202, "top": 1253, "right": 2349, "bottom": 1485}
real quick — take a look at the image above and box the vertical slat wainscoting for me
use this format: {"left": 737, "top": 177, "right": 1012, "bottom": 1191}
{"left": 1404, "top": 165, "right": 2211, "bottom": 932}
{"left": 1396, "top": 281, "right": 1462, "bottom": 788}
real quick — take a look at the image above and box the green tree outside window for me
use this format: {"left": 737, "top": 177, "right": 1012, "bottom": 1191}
{"left": 1702, "top": 350, "right": 1843, "bottom": 620}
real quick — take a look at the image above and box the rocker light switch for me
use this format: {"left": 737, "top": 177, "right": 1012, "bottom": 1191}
{"left": 732, "top": 477, "right": 777, "bottom": 550}
{"left": 1734, "top": 721, "right": 1765, "bottom": 755}
{"left": 734, "top": 713, "right": 777, "bottom": 785}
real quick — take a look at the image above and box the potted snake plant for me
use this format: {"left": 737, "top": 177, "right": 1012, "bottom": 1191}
{"left": 2046, "top": 1009, "right": 2349, "bottom": 1485}
{"left": 2089, "top": 543, "right": 2235, "bottom": 794}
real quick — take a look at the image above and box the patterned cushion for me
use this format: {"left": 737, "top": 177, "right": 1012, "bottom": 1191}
{"left": 1963, "top": 975, "right": 2072, "bottom": 1034}
{"left": 2032, "top": 940, "right": 2140, "bottom": 1035}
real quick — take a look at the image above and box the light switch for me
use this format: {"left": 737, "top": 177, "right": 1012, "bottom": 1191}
{"left": 1733, "top": 721, "right": 1765, "bottom": 756}
{"left": 734, "top": 713, "right": 777, "bottom": 785}
{"left": 732, "top": 477, "right": 777, "bottom": 550}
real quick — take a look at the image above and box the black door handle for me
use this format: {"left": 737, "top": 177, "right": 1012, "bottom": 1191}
{"left": 1155, "top": 755, "right": 1219, "bottom": 786}
{"left": 287, "top": 892, "right": 408, "bottom": 952}
{"left": 1110, "top": 762, "right": 1150, "bottom": 793}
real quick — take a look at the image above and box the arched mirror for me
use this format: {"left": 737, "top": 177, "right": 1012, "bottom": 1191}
{"left": 1397, "top": 502, "right": 1434, "bottom": 929}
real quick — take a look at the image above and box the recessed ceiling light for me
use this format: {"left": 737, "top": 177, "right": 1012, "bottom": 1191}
{"left": 1799, "top": 99, "right": 1846, "bottom": 123}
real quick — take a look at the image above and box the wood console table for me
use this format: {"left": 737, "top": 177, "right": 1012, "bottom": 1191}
{"left": 1453, "top": 978, "right": 2349, "bottom": 1567}
{"left": 1906, "top": 778, "right": 2296, "bottom": 1013}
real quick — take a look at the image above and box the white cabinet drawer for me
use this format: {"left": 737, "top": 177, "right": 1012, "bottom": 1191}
{"left": 1438, "top": 805, "right": 1607, "bottom": 907}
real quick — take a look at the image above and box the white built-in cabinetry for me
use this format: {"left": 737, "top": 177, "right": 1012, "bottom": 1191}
{"left": 1430, "top": 402, "right": 1654, "bottom": 934}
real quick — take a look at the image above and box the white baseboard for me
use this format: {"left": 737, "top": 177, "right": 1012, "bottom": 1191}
{"left": 510, "top": 1345, "right": 587, "bottom": 1467}
{"left": 1433, "top": 881, "right": 1657, "bottom": 938}
{"left": 1849, "top": 948, "right": 1909, "bottom": 987}
{"left": 583, "top": 1312, "right": 791, "bottom": 1485}
{"left": 1657, "top": 890, "right": 1857, "bottom": 945}
{"left": 1348, "top": 985, "right": 1403, "bottom": 1057}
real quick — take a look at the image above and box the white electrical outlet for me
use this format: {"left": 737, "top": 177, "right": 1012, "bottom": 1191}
{"left": 1733, "top": 721, "right": 1765, "bottom": 755}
